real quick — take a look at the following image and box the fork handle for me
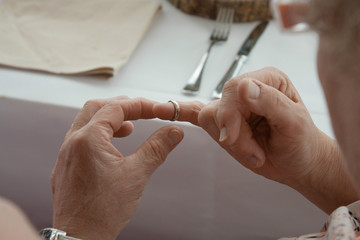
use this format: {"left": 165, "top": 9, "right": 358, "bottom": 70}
{"left": 187, "top": 51, "right": 209, "bottom": 85}
{"left": 183, "top": 42, "right": 215, "bottom": 93}
{"left": 211, "top": 55, "right": 248, "bottom": 99}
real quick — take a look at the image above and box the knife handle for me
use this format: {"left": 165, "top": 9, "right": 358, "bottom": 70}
{"left": 211, "top": 55, "right": 248, "bottom": 99}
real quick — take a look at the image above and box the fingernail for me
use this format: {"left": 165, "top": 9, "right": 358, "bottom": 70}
{"left": 219, "top": 127, "right": 227, "bottom": 142}
{"left": 248, "top": 80, "right": 260, "bottom": 99}
{"left": 168, "top": 129, "right": 182, "bottom": 146}
{"left": 247, "top": 156, "right": 259, "bottom": 168}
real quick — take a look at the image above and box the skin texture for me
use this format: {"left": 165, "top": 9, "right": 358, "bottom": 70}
{"left": 50, "top": 97, "right": 184, "bottom": 240}
{"left": 317, "top": 34, "right": 360, "bottom": 194}
{"left": 154, "top": 67, "right": 359, "bottom": 214}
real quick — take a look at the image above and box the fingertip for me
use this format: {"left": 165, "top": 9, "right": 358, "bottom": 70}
{"left": 244, "top": 156, "right": 264, "bottom": 169}
{"left": 256, "top": 157, "right": 266, "bottom": 168}
{"left": 219, "top": 127, "right": 239, "bottom": 147}
{"left": 132, "top": 125, "right": 184, "bottom": 173}
{"left": 236, "top": 77, "right": 261, "bottom": 102}
{"left": 215, "top": 108, "right": 241, "bottom": 146}
{"left": 219, "top": 127, "right": 228, "bottom": 143}
{"left": 253, "top": 154, "right": 266, "bottom": 169}
{"left": 167, "top": 126, "right": 184, "bottom": 147}
{"left": 251, "top": 148, "right": 266, "bottom": 169}
{"left": 113, "top": 121, "right": 134, "bottom": 138}
{"left": 248, "top": 80, "right": 261, "bottom": 99}
{"left": 230, "top": 147, "right": 266, "bottom": 169}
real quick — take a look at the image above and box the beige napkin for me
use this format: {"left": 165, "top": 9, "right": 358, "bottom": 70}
{"left": 0, "top": 0, "right": 161, "bottom": 76}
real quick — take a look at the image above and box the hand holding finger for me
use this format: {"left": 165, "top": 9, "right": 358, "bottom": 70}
{"left": 217, "top": 67, "right": 301, "bottom": 145}
{"left": 153, "top": 100, "right": 205, "bottom": 126}
{"left": 198, "top": 98, "right": 266, "bottom": 168}
{"left": 197, "top": 100, "right": 222, "bottom": 141}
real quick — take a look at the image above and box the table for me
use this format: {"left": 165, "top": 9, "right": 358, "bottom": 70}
{"left": 0, "top": 0, "right": 330, "bottom": 239}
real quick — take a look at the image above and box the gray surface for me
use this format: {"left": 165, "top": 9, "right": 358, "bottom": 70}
{"left": 0, "top": 98, "right": 327, "bottom": 239}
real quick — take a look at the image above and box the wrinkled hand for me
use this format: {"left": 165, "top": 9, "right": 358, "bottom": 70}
{"left": 204, "top": 67, "right": 320, "bottom": 184}
{"left": 155, "top": 67, "right": 319, "bottom": 183}
{"left": 154, "top": 67, "right": 357, "bottom": 213}
{"left": 51, "top": 96, "right": 184, "bottom": 240}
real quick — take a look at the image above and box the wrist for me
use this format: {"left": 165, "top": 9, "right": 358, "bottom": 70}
{"left": 52, "top": 216, "right": 117, "bottom": 240}
{"left": 284, "top": 129, "right": 359, "bottom": 214}
{"left": 51, "top": 223, "right": 100, "bottom": 240}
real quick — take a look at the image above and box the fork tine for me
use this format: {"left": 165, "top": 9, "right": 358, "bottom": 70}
{"left": 211, "top": 7, "right": 234, "bottom": 41}
{"left": 226, "top": 8, "right": 235, "bottom": 37}
{"left": 225, "top": 8, "right": 235, "bottom": 38}
{"left": 223, "top": 8, "right": 234, "bottom": 39}
{"left": 211, "top": 7, "right": 225, "bottom": 39}
{"left": 217, "top": 9, "right": 227, "bottom": 39}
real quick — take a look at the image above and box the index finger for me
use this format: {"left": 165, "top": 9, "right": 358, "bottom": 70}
{"left": 89, "top": 97, "right": 159, "bottom": 136}
{"left": 69, "top": 96, "right": 130, "bottom": 134}
{"left": 153, "top": 100, "right": 205, "bottom": 126}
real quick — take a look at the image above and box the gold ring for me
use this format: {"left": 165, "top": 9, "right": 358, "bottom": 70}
{"left": 168, "top": 100, "right": 180, "bottom": 121}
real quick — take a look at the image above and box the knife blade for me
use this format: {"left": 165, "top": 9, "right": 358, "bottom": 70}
{"left": 211, "top": 21, "right": 269, "bottom": 99}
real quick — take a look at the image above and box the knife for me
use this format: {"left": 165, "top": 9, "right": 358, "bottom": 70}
{"left": 211, "top": 21, "right": 269, "bottom": 99}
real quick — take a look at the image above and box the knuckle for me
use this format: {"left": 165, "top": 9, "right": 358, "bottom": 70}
{"left": 222, "top": 79, "right": 238, "bottom": 95}
{"left": 224, "top": 78, "right": 239, "bottom": 89}
{"left": 134, "top": 97, "right": 146, "bottom": 102}
{"left": 83, "top": 99, "right": 103, "bottom": 111}
{"left": 132, "top": 97, "right": 146, "bottom": 109}
{"left": 67, "top": 130, "right": 91, "bottom": 153}
{"left": 56, "top": 129, "right": 93, "bottom": 167}
{"left": 198, "top": 105, "right": 214, "bottom": 127}
{"left": 119, "top": 95, "right": 130, "bottom": 99}
{"left": 190, "top": 101, "right": 204, "bottom": 113}
{"left": 106, "top": 100, "right": 122, "bottom": 111}
{"left": 265, "top": 67, "right": 297, "bottom": 102}
{"left": 266, "top": 66, "right": 290, "bottom": 84}
{"left": 263, "top": 66, "right": 288, "bottom": 79}
{"left": 262, "top": 66, "right": 280, "bottom": 73}
{"left": 99, "top": 101, "right": 124, "bottom": 121}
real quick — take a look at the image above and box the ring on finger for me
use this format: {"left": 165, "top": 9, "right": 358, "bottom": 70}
{"left": 168, "top": 100, "right": 180, "bottom": 121}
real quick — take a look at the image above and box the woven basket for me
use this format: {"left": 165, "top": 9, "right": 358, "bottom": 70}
{"left": 168, "top": 0, "right": 272, "bottom": 22}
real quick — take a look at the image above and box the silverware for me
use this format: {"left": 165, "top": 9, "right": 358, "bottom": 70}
{"left": 182, "top": 7, "right": 234, "bottom": 95}
{"left": 211, "top": 21, "right": 269, "bottom": 99}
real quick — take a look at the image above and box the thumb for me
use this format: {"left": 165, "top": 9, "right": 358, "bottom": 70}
{"left": 131, "top": 125, "right": 184, "bottom": 175}
{"left": 241, "top": 78, "right": 298, "bottom": 127}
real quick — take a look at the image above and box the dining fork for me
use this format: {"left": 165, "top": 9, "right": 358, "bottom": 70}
{"left": 182, "top": 7, "right": 234, "bottom": 95}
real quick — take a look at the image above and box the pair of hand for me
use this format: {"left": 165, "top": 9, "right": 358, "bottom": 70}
{"left": 51, "top": 67, "right": 358, "bottom": 240}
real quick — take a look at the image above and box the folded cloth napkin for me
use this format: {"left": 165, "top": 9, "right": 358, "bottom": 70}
{"left": 0, "top": 0, "right": 161, "bottom": 76}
